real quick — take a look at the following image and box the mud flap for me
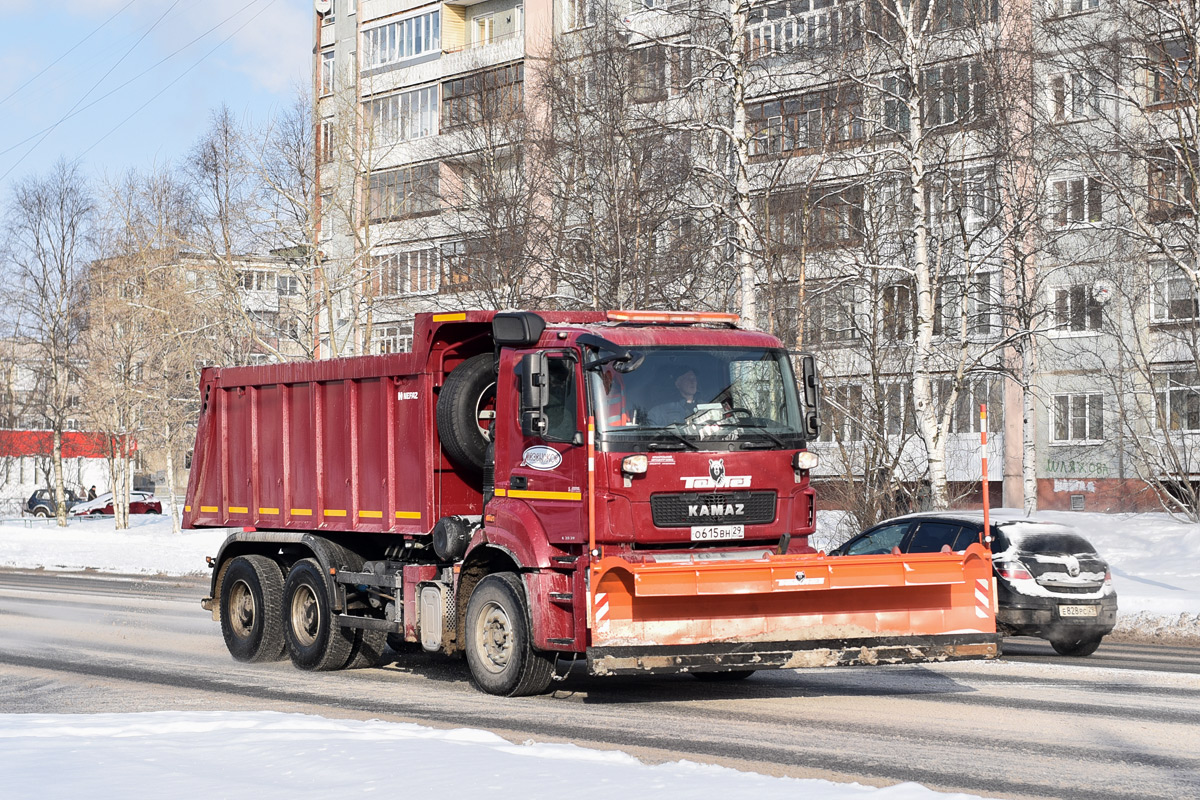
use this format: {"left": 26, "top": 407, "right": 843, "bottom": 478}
{"left": 586, "top": 544, "right": 998, "bottom": 675}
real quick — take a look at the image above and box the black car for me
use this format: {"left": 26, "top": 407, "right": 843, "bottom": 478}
{"left": 832, "top": 511, "right": 1118, "bottom": 656}
{"left": 25, "top": 487, "right": 83, "bottom": 517}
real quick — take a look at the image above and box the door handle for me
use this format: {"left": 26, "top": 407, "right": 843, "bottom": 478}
{"left": 510, "top": 476, "right": 528, "bottom": 490}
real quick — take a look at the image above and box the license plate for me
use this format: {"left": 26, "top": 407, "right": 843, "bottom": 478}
{"left": 1058, "top": 605, "right": 1099, "bottom": 618}
{"left": 690, "top": 524, "right": 744, "bottom": 541}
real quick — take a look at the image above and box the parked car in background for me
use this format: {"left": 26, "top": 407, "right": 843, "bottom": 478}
{"left": 68, "top": 491, "right": 162, "bottom": 516}
{"left": 832, "top": 511, "right": 1118, "bottom": 656}
{"left": 25, "top": 487, "right": 82, "bottom": 517}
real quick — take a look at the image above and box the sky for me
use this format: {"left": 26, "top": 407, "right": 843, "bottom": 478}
{"left": 0, "top": 0, "right": 310, "bottom": 196}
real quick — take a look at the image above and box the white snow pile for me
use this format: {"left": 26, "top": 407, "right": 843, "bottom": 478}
{"left": 0, "top": 711, "right": 981, "bottom": 800}
{"left": 0, "top": 507, "right": 1197, "bottom": 641}
{"left": 814, "top": 508, "right": 1200, "bottom": 643}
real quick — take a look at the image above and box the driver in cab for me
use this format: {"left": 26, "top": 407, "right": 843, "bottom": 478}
{"left": 649, "top": 368, "right": 700, "bottom": 426}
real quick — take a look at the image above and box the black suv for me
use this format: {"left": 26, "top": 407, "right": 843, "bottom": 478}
{"left": 25, "top": 487, "right": 82, "bottom": 517}
{"left": 832, "top": 511, "right": 1118, "bottom": 656}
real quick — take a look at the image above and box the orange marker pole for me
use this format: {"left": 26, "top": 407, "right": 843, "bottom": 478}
{"left": 980, "top": 403, "right": 990, "bottom": 545}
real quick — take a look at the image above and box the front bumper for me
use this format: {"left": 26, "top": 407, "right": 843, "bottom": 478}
{"left": 588, "top": 633, "right": 1001, "bottom": 676}
{"left": 997, "top": 596, "right": 1118, "bottom": 637}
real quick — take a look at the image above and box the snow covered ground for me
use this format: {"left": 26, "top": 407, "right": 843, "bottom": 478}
{"left": 0, "top": 711, "right": 981, "bottom": 800}
{"left": 0, "top": 509, "right": 1195, "bottom": 799}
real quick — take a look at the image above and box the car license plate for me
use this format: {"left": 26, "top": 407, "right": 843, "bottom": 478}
{"left": 1059, "top": 605, "right": 1099, "bottom": 618}
{"left": 690, "top": 524, "right": 744, "bottom": 542}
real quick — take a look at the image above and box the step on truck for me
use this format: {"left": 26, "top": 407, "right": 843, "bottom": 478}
{"left": 187, "top": 310, "right": 998, "bottom": 695}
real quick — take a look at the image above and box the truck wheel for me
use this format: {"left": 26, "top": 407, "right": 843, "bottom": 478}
{"left": 343, "top": 628, "right": 388, "bottom": 669}
{"left": 283, "top": 558, "right": 354, "bottom": 671}
{"left": 437, "top": 353, "right": 496, "bottom": 477}
{"left": 33, "top": 508, "right": 48, "bottom": 518}
{"left": 1050, "top": 634, "right": 1103, "bottom": 657}
{"left": 220, "top": 555, "right": 286, "bottom": 663}
{"left": 465, "top": 574, "right": 554, "bottom": 696}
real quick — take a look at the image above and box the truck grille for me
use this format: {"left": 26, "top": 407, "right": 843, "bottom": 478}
{"left": 650, "top": 491, "right": 777, "bottom": 528}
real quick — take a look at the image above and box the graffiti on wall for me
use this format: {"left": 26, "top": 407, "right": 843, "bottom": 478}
{"left": 1053, "top": 479, "right": 1097, "bottom": 493}
{"left": 1045, "top": 459, "right": 1109, "bottom": 477}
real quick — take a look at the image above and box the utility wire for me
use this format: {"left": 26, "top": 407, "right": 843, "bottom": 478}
{"left": 0, "top": 0, "right": 183, "bottom": 184}
{"left": 0, "top": 0, "right": 141, "bottom": 108}
{"left": 80, "top": 0, "right": 282, "bottom": 160}
{"left": 0, "top": 0, "right": 269, "bottom": 162}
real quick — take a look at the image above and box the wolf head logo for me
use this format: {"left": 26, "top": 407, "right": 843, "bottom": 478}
{"left": 709, "top": 458, "right": 726, "bottom": 485}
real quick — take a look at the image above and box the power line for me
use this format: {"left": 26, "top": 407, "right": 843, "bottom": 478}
{"left": 80, "top": 0, "right": 282, "bottom": 160}
{"left": 0, "top": 0, "right": 141, "bottom": 108}
{"left": 0, "top": 0, "right": 270, "bottom": 163}
{"left": 0, "top": 0, "right": 184, "bottom": 184}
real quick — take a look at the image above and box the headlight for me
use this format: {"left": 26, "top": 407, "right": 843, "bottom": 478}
{"left": 621, "top": 455, "right": 648, "bottom": 474}
{"left": 793, "top": 451, "right": 820, "bottom": 470}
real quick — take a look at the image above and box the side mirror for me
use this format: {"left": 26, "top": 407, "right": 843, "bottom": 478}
{"left": 800, "top": 354, "right": 820, "bottom": 438}
{"left": 520, "top": 352, "right": 549, "bottom": 437}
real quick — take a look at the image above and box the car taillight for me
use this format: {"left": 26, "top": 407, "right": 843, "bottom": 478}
{"left": 996, "top": 561, "right": 1033, "bottom": 581}
{"left": 1104, "top": 569, "right": 1112, "bottom": 585}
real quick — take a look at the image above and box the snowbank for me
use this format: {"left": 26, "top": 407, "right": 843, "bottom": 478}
{"left": 0, "top": 711, "right": 982, "bottom": 800}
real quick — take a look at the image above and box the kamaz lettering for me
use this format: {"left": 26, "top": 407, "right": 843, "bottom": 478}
{"left": 688, "top": 503, "right": 746, "bottom": 517}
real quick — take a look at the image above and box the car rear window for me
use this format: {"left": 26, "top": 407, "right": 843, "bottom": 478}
{"left": 993, "top": 527, "right": 1096, "bottom": 555}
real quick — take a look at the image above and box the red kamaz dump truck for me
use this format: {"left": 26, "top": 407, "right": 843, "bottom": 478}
{"left": 186, "top": 310, "right": 998, "bottom": 695}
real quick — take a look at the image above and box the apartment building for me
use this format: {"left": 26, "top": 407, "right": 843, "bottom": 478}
{"left": 313, "top": 0, "right": 1198, "bottom": 513}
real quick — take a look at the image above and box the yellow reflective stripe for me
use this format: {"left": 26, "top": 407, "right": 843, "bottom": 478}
{"left": 228, "top": 506, "right": 248, "bottom": 514}
{"left": 492, "top": 488, "right": 507, "bottom": 497}
{"left": 291, "top": 508, "right": 313, "bottom": 516}
{"left": 200, "top": 505, "right": 218, "bottom": 513}
{"left": 359, "top": 510, "right": 383, "bottom": 519}
{"left": 507, "top": 489, "right": 582, "bottom": 502}
{"left": 324, "top": 509, "right": 347, "bottom": 517}
{"left": 432, "top": 312, "right": 467, "bottom": 322}
{"left": 395, "top": 511, "right": 421, "bottom": 519}
{"left": 184, "top": 505, "right": 192, "bottom": 512}
{"left": 259, "top": 507, "right": 279, "bottom": 515}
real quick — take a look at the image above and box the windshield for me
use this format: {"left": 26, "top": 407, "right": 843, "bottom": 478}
{"left": 587, "top": 346, "right": 807, "bottom": 451}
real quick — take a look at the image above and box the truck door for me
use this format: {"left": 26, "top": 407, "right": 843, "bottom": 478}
{"left": 500, "top": 350, "right": 588, "bottom": 545}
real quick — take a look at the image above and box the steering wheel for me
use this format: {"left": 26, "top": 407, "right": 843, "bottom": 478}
{"left": 723, "top": 406, "right": 754, "bottom": 420}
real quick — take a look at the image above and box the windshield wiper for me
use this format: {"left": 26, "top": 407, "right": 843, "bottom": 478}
{"left": 640, "top": 427, "right": 700, "bottom": 450}
{"left": 735, "top": 422, "right": 788, "bottom": 449}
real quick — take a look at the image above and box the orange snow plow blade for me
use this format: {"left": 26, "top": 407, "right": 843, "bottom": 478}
{"left": 587, "top": 545, "right": 999, "bottom": 676}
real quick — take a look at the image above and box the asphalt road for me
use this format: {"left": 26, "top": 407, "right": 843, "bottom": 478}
{"left": 1, "top": 569, "right": 1197, "bottom": 800}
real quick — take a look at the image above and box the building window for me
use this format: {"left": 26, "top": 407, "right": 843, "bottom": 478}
{"left": 1054, "top": 284, "right": 1103, "bottom": 331}
{"left": 1052, "top": 176, "right": 1103, "bottom": 226}
{"left": 922, "top": 60, "right": 987, "bottom": 128}
{"left": 928, "top": 168, "right": 996, "bottom": 231}
{"left": 474, "top": 13, "right": 494, "bottom": 45}
{"left": 819, "top": 382, "right": 863, "bottom": 442}
{"left": 1048, "top": 0, "right": 1098, "bottom": 15}
{"left": 884, "top": 381, "right": 915, "bottom": 436}
{"left": 1150, "top": 39, "right": 1194, "bottom": 106}
{"left": 239, "top": 269, "right": 276, "bottom": 291}
{"left": 319, "top": 192, "right": 333, "bottom": 241}
{"left": 319, "top": 118, "right": 335, "bottom": 164}
{"left": 1147, "top": 151, "right": 1197, "bottom": 221}
{"left": 563, "top": 0, "right": 595, "bottom": 30}
{"left": 368, "top": 164, "right": 440, "bottom": 222}
{"left": 805, "top": 282, "right": 858, "bottom": 345}
{"left": 372, "top": 322, "right": 414, "bottom": 354}
{"left": 363, "top": 11, "right": 441, "bottom": 70}
{"left": 744, "top": 0, "right": 864, "bottom": 59}
{"left": 1053, "top": 394, "right": 1104, "bottom": 441}
{"left": 630, "top": 43, "right": 693, "bottom": 103}
{"left": 1158, "top": 371, "right": 1200, "bottom": 430}
{"left": 749, "top": 85, "right": 862, "bottom": 155}
{"left": 320, "top": 50, "right": 335, "bottom": 96}
{"left": 1151, "top": 273, "right": 1199, "bottom": 322}
{"left": 441, "top": 63, "right": 523, "bottom": 130}
{"left": 366, "top": 85, "right": 438, "bottom": 145}
{"left": 376, "top": 248, "right": 439, "bottom": 295}
{"left": 882, "top": 281, "right": 914, "bottom": 340}
{"left": 277, "top": 275, "right": 301, "bottom": 296}
{"left": 1050, "top": 70, "right": 1104, "bottom": 121}
{"left": 882, "top": 73, "right": 911, "bottom": 135}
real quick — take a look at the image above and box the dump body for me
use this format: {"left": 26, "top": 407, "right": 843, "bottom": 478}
{"left": 187, "top": 310, "right": 998, "bottom": 694}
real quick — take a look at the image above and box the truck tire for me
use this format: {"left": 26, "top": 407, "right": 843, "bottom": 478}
{"left": 33, "top": 508, "right": 48, "bottom": 518}
{"left": 1050, "top": 634, "right": 1103, "bottom": 657}
{"left": 219, "top": 555, "right": 287, "bottom": 663}
{"left": 465, "top": 573, "right": 554, "bottom": 696}
{"left": 693, "top": 670, "right": 755, "bottom": 681}
{"left": 283, "top": 558, "right": 354, "bottom": 671}
{"left": 437, "top": 353, "right": 496, "bottom": 477}
{"left": 343, "top": 628, "right": 388, "bottom": 669}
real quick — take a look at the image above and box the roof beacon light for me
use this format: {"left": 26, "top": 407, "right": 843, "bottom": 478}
{"left": 606, "top": 310, "right": 740, "bottom": 325}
